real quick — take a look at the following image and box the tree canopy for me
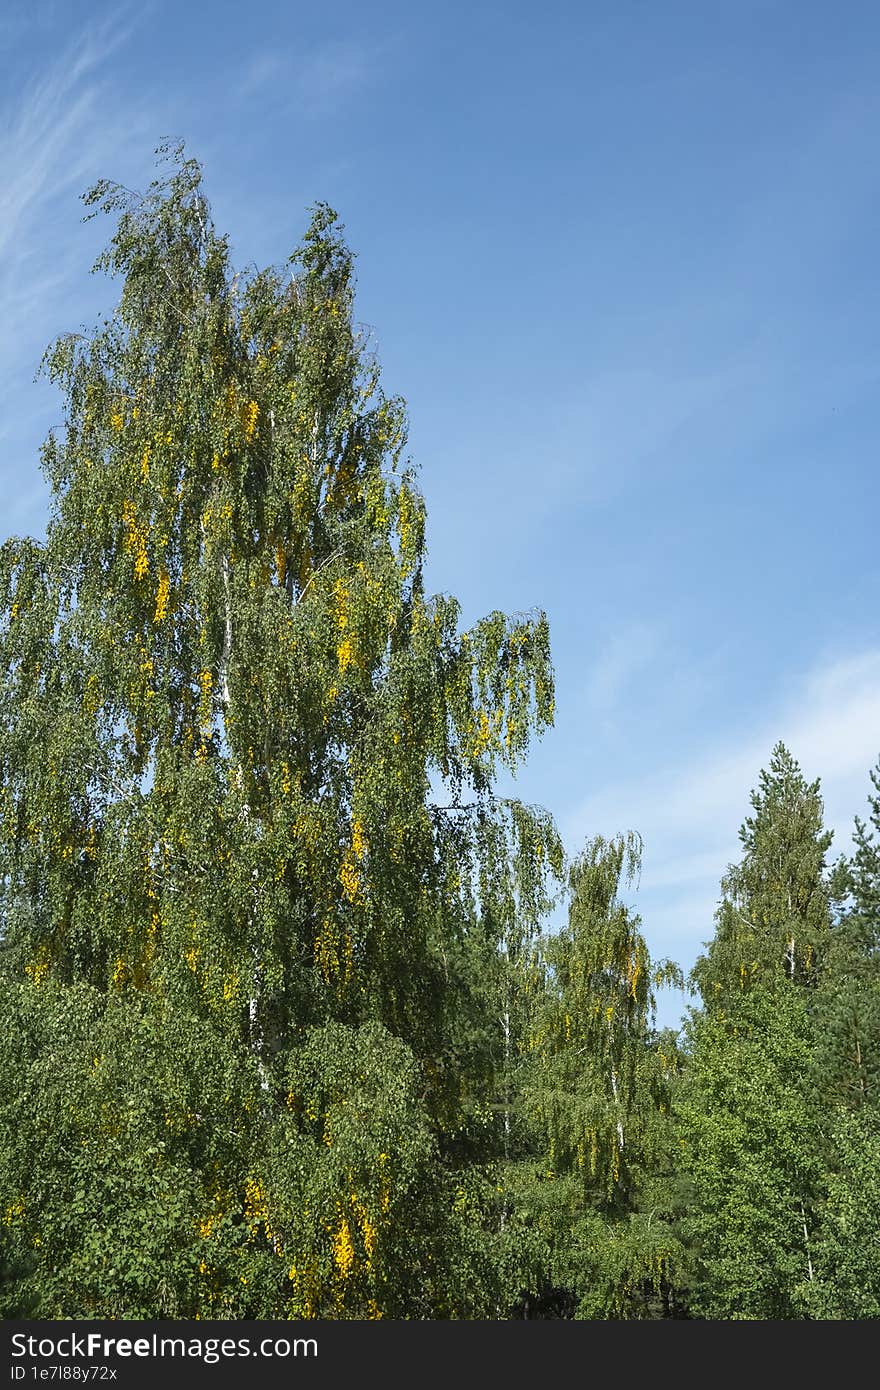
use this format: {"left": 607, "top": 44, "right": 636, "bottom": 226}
{"left": 1, "top": 146, "right": 878, "bottom": 1321}
{"left": 0, "top": 146, "right": 560, "bottom": 1319}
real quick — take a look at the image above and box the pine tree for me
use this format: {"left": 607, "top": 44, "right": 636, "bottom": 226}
{"left": 801, "top": 756, "right": 880, "bottom": 1317}
{"left": 692, "top": 742, "right": 832, "bottom": 1004}
{"left": 814, "top": 757, "right": 880, "bottom": 1110}
{"left": 679, "top": 745, "right": 831, "bottom": 1318}
{"left": 0, "top": 146, "right": 561, "bottom": 1318}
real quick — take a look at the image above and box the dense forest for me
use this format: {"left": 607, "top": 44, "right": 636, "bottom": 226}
{"left": 1, "top": 150, "right": 877, "bottom": 1320}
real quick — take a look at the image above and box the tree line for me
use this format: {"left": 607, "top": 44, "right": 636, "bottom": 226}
{"left": 1, "top": 148, "right": 877, "bottom": 1319}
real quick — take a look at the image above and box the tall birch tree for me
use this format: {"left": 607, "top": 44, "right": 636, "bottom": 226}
{"left": 0, "top": 146, "right": 561, "bottom": 1318}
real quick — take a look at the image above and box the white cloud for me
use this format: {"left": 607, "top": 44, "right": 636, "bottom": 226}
{"left": 295, "top": 41, "right": 379, "bottom": 114}
{"left": 236, "top": 38, "right": 388, "bottom": 117}
{"left": 0, "top": 9, "right": 146, "bottom": 537}
{"left": 0, "top": 14, "right": 133, "bottom": 261}
{"left": 583, "top": 623, "right": 664, "bottom": 714}
{"left": 236, "top": 52, "right": 287, "bottom": 98}
{"left": 565, "top": 646, "right": 880, "bottom": 1002}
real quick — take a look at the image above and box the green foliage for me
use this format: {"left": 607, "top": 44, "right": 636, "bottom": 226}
{"left": 678, "top": 745, "right": 837, "bottom": 1319}
{"left": 525, "top": 835, "right": 677, "bottom": 1199}
{"left": 2, "top": 143, "right": 879, "bottom": 1321}
{"left": 0, "top": 145, "right": 560, "bottom": 1319}
{"left": 513, "top": 834, "right": 686, "bottom": 1317}
{"left": 799, "top": 757, "right": 880, "bottom": 1318}
{"left": 0, "top": 979, "right": 263, "bottom": 1317}
{"left": 678, "top": 986, "right": 820, "bottom": 1319}
{"left": 813, "top": 758, "right": 880, "bottom": 1110}
{"left": 798, "top": 1108, "right": 880, "bottom": 1319}
{"left": 692, "top": 743, "right": 832, "bottom": 1004}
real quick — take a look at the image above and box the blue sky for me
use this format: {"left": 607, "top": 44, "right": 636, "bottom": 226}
{"left": 2, "top": 0, "right": 879, "bottom": 1027}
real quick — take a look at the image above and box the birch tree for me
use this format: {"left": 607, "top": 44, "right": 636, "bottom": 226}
{"left": 0, "top": 145, "right": 561, "bottom": 1318}
{"left": 515, "top": 834, "right": 684, "bottom": 1317}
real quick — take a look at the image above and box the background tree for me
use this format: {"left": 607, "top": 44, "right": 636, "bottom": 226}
{"left": 0, "top": 145, "right": 561, "bottom": 1318}
{"left": 800, "top": 754, "right": 880, "bottom": 1317}
{"left": 678, "top": 745, "right": 831, "bottom": 1318}
{"left": 812, "top": 756, "right": 880, "bottom": 1111}
{"left": 797, "top": 1107, "right": 880, "bottom": 1318}
{"left": 511, "top": 833, "right": 685, "bottom": 1318}
{"left": 692, "top": 742, "right": 832, "bottom": 1001}
{"left": 3, "top": 143, "right": 876, "bottom": 1323}
{"left": 677, "top": 983, "right": 820, "bottom": 1319}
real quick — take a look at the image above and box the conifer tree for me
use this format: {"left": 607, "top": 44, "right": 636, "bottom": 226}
{"left": 801, "top": 756, "right": 880, "bottom": 1318}
{"left": 814, "top": 756, "right": 880, "bottom": 1110}
{"left": 692, "top": 742, "right": 832, "bottom": 1003}
{"left": 679, "top": 745, "right": 831, "bottom": 1319}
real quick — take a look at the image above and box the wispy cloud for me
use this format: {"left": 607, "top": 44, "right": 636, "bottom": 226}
{"left": 579, "top": 623, "right": 665, "bottom": 737}
{"left": 237, "top": 38, "right": 389, "bottom": 117}
{"left": 0, "top": 12, "right": 134, "bottom": 262}
{"left": 566, "top": 647, "right": 880, "bottom": 974}
{"left": 0, "top": 8, "right": 145, "bottom": 532}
